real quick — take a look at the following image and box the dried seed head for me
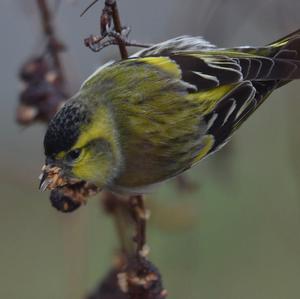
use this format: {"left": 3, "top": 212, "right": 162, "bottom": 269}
{"left": 17, "top": 55, "right": 66, "bottom": 125}
{"left": 16, "top": 104, "right": 39, "bottom": 125}
{"left": 86, "top": 269, "right": 128, "bottom": 299}
{"left": 119, "top": 256, "right": 167, "bottom": 299}
{"left": 19, "top": 57, "right": 48, "bottom": 83}
{"left": 48, "top": 180, "right": 100, "bottom": 213}
{"left": 117, "top": 272, "right": 129, "bottom": 293}
{"left": 50, "top": 189, "right": 82, "bottom": 213}
{"left": 49, "top": 182, "right": 100, "bottom": 213}
{"left": 139, "top": 244, "right": 150, "bottom": 257}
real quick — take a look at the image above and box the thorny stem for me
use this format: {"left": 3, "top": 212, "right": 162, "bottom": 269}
{"left": 130, "top": 196, "right": 147, "bottom": 255}
{"left": 36, "top": 0, "right": 65, "bottom": 84}
{"left": 83, "top": 0, "right": 150, "bottom": 54}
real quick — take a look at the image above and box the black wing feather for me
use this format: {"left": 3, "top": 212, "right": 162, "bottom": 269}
{"left": 203, "top": 82, "right": 256, "bottom": 153}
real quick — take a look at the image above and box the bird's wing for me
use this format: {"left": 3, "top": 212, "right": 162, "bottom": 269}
{"left": 84, "top": 31, "right": 300, "bottom": 188}
{"left": 131, "top": 35, "right": 216, "bottom": 58}
{"left": 126, "top": 43, "right": 300, "bottom": 155}
{"left": 106, "top": 56, "right": 257, "bottom": 187}
{"left": 153, "top": 31, "right": 300, "bottom": 154}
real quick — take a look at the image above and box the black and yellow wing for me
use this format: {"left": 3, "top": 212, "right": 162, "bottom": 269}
{"left": 164, "top": 29, "right": 300, "bottom": 154}
{"left": 84, "top": 30, "right": 300, "bottom": 189}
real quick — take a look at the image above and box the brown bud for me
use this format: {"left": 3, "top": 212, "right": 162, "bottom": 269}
{"left": 19, "top": 57, "right": 49, "bottom": 83}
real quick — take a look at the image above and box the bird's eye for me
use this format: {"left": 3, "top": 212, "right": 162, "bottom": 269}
{"left": 66, "top": 149, "right": 81, "bottom": 162}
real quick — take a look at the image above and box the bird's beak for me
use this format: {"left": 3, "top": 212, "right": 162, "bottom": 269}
{"left": 38, "top": 164, "right": 64, "bottom": 192}
{"left": 39, "top": 170, "right": 51, "bottom": 192}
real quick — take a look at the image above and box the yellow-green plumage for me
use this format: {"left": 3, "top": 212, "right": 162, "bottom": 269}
{"left": 81, "top": 57, "right": 236, "bottom": 189}
{"left": 42, "top": 30, "right": 300, "bottom": 193}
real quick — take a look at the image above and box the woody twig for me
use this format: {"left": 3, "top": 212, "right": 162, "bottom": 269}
{"left": 83, "top": 1, "right": 166, "bottom": 298}
{"left": 83, "top": 0, "right": 150, "bottom": 55}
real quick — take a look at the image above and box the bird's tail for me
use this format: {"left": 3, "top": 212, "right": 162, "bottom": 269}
{"left": 269, "top": 28, "right": 300, "bottom": 49}
{"left": 267, "top": 28, "right": 300, "bottom": 85}
{"left": 226, "top": 29, "right": 300, "bottom": 131}
{"left": 242, "top": 29, "right": 300, "bottom": 111}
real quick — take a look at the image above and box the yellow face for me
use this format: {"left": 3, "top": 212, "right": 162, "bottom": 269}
{"left": 69, "top": 105, "right": 121, "bottom": 185}
{"left": 61, "top": 139, "right": 115, "bottom": 185}
{"left": 40, "top": 105, "right": 122, "bottom": 190}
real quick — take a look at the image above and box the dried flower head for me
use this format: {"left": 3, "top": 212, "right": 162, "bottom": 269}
{"left": 49, "top": 181, "right": 100, "bottom": 212}
{"left": 16, "top": 56, "right": 66, "bottom": 125}
{"left": 118, "top": 256, "right": 167, "bottom": 299}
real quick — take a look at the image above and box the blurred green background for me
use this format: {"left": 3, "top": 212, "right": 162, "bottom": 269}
{"left": 1, "top": 1, "right": 300, "bottom": 298}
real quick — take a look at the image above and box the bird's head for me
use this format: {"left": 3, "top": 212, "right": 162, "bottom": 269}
{"left": 39, "top": 96, "right": 122, "bottom": 192}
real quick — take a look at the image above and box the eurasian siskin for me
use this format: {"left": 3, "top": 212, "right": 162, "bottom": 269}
{"left": 39, "top": 30, "right": 300, "bottom": 195}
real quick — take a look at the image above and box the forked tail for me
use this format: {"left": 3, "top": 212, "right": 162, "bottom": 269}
{"left": 268, "top": 28, "right": 300, "bottom": 84}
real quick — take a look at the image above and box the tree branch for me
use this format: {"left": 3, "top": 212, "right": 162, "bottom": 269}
{"left": 83, "top": 0, "right": 150, "bottom": 54}
{"left": 105, "top": 0, "right": 128, "bottom": 58}
{"left": 36, "top": 0, "right": 65, "bottom": 84}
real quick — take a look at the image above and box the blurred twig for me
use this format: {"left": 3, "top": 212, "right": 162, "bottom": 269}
{"left": 16, "top": 0, "right": 67, "bottom": 125}
{"left": 36, "top": 0, "right": 65, "bottom": 85}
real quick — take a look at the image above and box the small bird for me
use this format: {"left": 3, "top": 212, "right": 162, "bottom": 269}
{"left": 40, "top": 29, "right": 300, "bottom": 195}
